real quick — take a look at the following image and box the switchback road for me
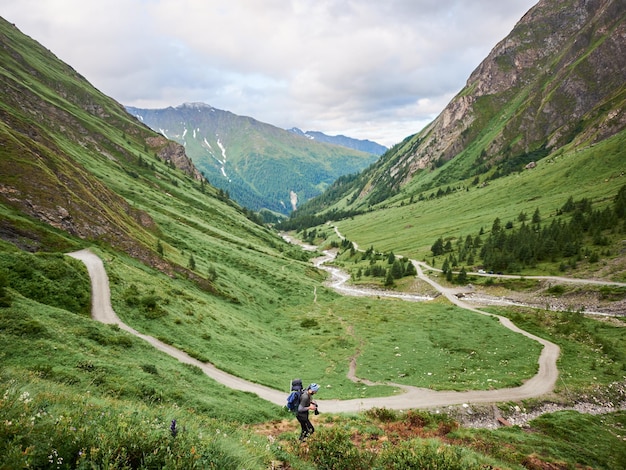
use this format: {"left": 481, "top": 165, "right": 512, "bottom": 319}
{"left": 69, "top": 248, "right": 561, "bottom": 413}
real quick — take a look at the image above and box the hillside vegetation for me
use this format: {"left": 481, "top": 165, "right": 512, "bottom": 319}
{"left": 127, "top": 103, "right": 378, "bottom": 217}
{"left": 283, "top": 0, "right": 626, "bottom": 283}
{"left": 1, "top": 1, "right": 626, "bottom": 468}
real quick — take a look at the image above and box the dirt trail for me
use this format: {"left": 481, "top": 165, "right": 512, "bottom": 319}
{"left": 67, "top": 249, "right": 286, "bottom": 405}
{"left": 68, "top": 247, "right": 561, "bottom": 413}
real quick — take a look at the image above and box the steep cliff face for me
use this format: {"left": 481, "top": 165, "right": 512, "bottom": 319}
{"left": 386, "top": 0, "right": 626, "bottom": 189}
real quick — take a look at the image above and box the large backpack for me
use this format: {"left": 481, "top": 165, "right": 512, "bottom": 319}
{"left": 285, "top": 378, "right": 303, "bottom": 412}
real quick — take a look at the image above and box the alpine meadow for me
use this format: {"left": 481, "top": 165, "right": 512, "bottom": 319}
{"left": 1, "top": 1, "right": 626, "bottom": 469}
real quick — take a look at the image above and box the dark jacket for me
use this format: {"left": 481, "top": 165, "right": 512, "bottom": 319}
{"left": 297, "top": 390, "right": 312, "bottom": 415}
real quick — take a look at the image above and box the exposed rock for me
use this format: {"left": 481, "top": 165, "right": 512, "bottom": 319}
{"left": 382, "top": 0, "right": 626, "bottom": 191}
{"left": 146, "top": 135, "right": 203, "bottom": 181}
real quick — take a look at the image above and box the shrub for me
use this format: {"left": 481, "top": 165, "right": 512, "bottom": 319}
{"left": 547, "top": 284, "right": 566, "bottom": 295}
{"left": 300, "top": 318, "right": 318, "bottom": 328}
{"left": 306, "top": 427, "right": 371, "bottom": 470}
{"left": 376, "top": 438, "right": 487, "bottom": 470}
{"left": 0, "top": 253, "right": 90, "bottom": 314}
{"left": 141, "top": 364, "right": 159, "bottom": 375}
{"left": 0, "top": 271, "right": 11, "bottom": 307}
{"left": 364, "top": 407, "right": 397, "bottom": 422}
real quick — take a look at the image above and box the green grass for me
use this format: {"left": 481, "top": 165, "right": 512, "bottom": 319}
{"left": 271, "top": 408, "right": 626, "bottom": 470}
{"left": 451, "top": 410, "right": 626, "bottom": 469}
{"left": 2, "top": 15, "right": 626, "bottom": 469}
{"left": 0, "top": 252, "right": 90, "bottom": 315}
{"left": 0, "top": 371, "right": 274, "bottom": 469}
{"left": 491, "top": 306, "right": 626, "bottom": 394}
{"left": 328, "top": 297, "right": 541, "bottom": 391}
{"left": 0, "top": 294, "right": 279, "bottom": 422}
{"left": 330, "top": 132, "right": 626, "bottom": 276}
{"left": 99, "top": 245, "right": 544, "bottom": 397}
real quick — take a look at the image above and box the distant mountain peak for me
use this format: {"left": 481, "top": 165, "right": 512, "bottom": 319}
{"left": 287, "top": 128, "right": 387, "bottom": 155}
{"left": 178, "top": 102, "right": 215, "bottom": 111}
{"left": 125, "top": 104, "right": 378, "bottom": 214}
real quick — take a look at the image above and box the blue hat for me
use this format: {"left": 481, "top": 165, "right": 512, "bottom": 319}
{"left": 309, "top": 383, "right": 320, "bottom": 392}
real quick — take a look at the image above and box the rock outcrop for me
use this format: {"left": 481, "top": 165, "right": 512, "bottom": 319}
{"left": 387, "top": 0, "right": 626, "bottom": 187}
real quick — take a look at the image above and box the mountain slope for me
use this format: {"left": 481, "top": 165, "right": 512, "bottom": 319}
{"left": 1, "top": 13, "right": 625, "bottom": 470}
{"left": 126, "top": 103, "right": 379, "bottom": 215}
{"left": 296, "top": 0, "right": 626, "bottom": 212}
{"left": 0, "top": 13, "right": 342, "bottom": 403}
{"left": 0, "top": 19, "right": 210, "bottom": 267}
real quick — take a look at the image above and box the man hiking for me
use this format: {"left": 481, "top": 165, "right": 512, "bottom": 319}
{"left": 297, "top": 383, "right": 319, "bottom": 442}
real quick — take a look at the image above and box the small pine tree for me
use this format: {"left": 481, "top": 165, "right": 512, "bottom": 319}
{"left": 431, "top": 238, "right": 444, "bottom": 256}
{"left": 391, "top": 260, "right": 404, "bottom": 279}
{"left": 404, "top": 261, "right": 417, "bottom": 277}
{"left": 457, "top": 267, "right": 468, "bottom": 285}
{"left": 384, "top": 270, "right": 394, "bottom": 286}
{"left": 532, "top": 208, "right": 541, "bottom": 225}
{"left": 442, "top": 259, "right": 450, "bottom": 274}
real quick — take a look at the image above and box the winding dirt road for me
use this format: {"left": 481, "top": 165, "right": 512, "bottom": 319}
{"left": 68, "top": 247, "right": 561, "bottom": 413}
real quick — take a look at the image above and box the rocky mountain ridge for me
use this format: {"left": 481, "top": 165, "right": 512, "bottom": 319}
{"left": 345, "top": 0, "right": 626, "bottom": 204}
{"left": 287, "top": 127, "right": 387, "bottom": 155}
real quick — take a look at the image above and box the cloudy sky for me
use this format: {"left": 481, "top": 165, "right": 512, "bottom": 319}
{"left": 3, "top": 0, "right": 537, "bottom": 146}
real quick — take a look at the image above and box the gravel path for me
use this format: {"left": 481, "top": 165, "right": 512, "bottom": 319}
{"left": 67, "top": 247, "right": 567, "bottom": 414}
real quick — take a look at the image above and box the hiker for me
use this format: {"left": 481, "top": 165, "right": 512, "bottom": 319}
{"left": 297, "top": 383, "right": 319, "bottom": 441}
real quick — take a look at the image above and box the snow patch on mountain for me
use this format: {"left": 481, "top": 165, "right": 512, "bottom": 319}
{"left": 216, "top": 136, "right": 230, "bottom": 182}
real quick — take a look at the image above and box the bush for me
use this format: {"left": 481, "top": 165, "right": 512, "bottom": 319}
{"left": 300, "top": 318, "right": 318, "bottom": 328}
{"left": 0, "top": 253, "right": 90, "bottom": 314}
{"left": 376, "top": 438, "right": 487, "bottom": 470}
{"left": 141, "top": 364, "right": 159, "bottom": 375}
{"left": 364, "top": 407, "right": 397, "bottom": 422}
{"left": 547, "top": 284, "right": 566, "bottom": 295}
{"left": 0, "top": 271, "right": 11, "bottom": 307}
{"left": 306, "top": 427, "right": 371, "bottom": 470}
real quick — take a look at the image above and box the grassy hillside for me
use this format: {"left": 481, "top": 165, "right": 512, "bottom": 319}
{"left": 327, "top": 131, "right": 626, "bottom": 277}
{"left": 2, "top": 264, "right": 625, "bottom": 468}
{"left": 287, "top": 0, "right": 626, "bottom": 235}
{"left": 1, "top": 12, "right": 626, "bottom": 470}
{"left": 127, "top": 104, "right": 379, "bottom": 216}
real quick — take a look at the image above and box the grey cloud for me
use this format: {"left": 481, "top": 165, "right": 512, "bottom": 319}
{"left": 2, "top": 0, "right": 538, "bottom": 146}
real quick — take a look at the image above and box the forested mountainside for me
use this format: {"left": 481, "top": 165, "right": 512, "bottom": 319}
{"left": 291, "top": 0, "right": 626, "bottom": 216}
{"left": 126, "top": 103, "right": 378, "bottom": 217}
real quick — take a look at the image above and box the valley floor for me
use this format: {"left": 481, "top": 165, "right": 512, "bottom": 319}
{"left": 68, "top": 246, "right": 626, "bottom": 429}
